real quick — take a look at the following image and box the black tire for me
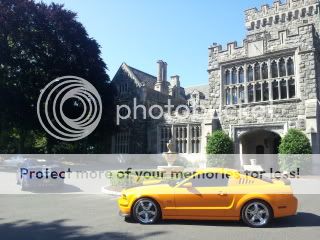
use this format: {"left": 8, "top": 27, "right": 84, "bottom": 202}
{"left": 132, "top": 198, "right": 161, "bottom": 224}
{"left": 241, "top": 200, "right": 273, "bottom": 228}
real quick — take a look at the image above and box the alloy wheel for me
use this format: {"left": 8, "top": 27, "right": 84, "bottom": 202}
{"left": 133, "top": 199, "right": 159, "bottom": 224}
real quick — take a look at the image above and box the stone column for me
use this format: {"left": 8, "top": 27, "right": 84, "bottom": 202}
{"left": 286, "top": 79, "right": 289, "bottom": 99}
{"left": 244, "top": 64, "right": 248, "bottom": 103}
{"left": 269, "top": 80, "right": 273, "bottom": 101}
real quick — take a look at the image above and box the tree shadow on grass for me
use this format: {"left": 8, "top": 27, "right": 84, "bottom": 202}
{"left": 0, "top": 219, "right": 166, "bottom": 240}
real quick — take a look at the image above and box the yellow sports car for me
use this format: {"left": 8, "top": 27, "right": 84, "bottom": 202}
{"left": 118, "top": 168, "right": 298, "bottom": 227}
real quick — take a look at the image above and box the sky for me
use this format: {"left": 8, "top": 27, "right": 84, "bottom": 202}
{"left": 39, "top": 0, "right": 275, "bottom": 87}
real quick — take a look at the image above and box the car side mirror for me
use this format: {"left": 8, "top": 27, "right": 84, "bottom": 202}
{"left": 181, "top": 182, "right": 193, "bottom": 188}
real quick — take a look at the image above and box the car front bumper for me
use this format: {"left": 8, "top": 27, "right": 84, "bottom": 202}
{"left": 118, "top": 197, "right": 131, "bottom": 217}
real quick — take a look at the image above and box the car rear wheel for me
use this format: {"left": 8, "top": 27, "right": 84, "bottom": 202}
{"left": 242, "top": 200, "right": 272, "bottom": 228}
{"left": 132, "top": 198, "right": 160, "bottom": 224}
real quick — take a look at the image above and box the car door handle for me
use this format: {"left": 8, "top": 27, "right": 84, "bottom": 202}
{"left": 218, "top": 191, "right": 227, "bottom": 196}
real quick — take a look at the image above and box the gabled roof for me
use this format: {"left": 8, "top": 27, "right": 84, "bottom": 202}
{"left": 185, "top": 84, "right": 210, "bottom": 99}
{"left": 113, "top": 63, "right": 157, "bottom": 89}
{"left": 127, "top": 65, "right": 157, "bottom": 89}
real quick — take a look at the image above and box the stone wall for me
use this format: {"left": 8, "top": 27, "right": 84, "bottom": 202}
{"left": 208, "top": 0, "right": 320, "bottom": 153}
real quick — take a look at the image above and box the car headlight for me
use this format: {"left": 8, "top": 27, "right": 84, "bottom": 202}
{"left": 121, "top": 194, "right": 127, "bottom": 199}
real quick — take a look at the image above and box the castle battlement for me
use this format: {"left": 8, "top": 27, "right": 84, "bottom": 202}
{"left": 245, "top": 0, "right": 319, "bottom": 31}
{"left": 208, "top": 24, "right": 315, "bottom": 68}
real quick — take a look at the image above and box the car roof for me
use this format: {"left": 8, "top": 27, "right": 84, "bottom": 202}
{"left": 196, "top": 168, "right": 240, "bottom": 175}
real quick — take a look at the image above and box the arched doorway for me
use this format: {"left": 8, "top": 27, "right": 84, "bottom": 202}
{"left": 239, "top": 129, "right": 281, "bottom": 168}
{"left": 240, "top": 129, "right": 281, "bottom": 154}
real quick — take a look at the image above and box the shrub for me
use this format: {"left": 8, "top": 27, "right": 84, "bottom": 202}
{"left": 279, "top": 129, "right": 312, "bottom": 154}
{"left": 278, "top": 129, "right": 312, "bottom": 172}
{"left": 206, "top": 130, "right": 234, "bottom": 154}
{"left": 206, "top": 130, "right": 234, "bottom": 167}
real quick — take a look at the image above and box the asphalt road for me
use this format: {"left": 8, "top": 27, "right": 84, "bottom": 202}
{"left": 0, "top": 194, "right": 320, "bottom": 240}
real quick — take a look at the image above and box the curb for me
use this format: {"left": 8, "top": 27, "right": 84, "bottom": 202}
{"left": 101, "top": 186, "right": 121, "bottom": 196}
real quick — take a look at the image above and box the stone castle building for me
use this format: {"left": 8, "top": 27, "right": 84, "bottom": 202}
{"left": 112, "top": 0, "right": 320, "bottom": 163}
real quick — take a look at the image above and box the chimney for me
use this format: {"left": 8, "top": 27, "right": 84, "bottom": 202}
{"left": 162, "top": 62, "right": 167, "bottom": 82}
{"left": 170, "top": 75, "right": 180, "bottom": 87}
{"left": 157, "top": 60, "right": 164, "bottom": 82}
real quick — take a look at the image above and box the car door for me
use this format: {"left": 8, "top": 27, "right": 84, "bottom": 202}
{"left": 173, "top": 172, "right": 235, "bottom": 217}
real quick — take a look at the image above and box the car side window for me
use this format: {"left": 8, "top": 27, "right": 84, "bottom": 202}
{"left": 189, "top": 173, "right": 230, "bottom": 188}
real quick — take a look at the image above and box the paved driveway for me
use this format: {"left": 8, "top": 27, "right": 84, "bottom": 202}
{"left": 0, "top": 194, "right": 319, "bottom": 240}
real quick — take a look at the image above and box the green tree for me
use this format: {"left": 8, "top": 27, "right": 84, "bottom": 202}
{"left": 279, "top": 129, "right": 312, "bottom": 154}
{"left": 0, "top": 0, "right": 114, "bottom": 153}
{"left": 206, "top": 130, "right": 234, "bottom": 167}
{"left": 278, "top": 129, "right": 312, "bottom": 172}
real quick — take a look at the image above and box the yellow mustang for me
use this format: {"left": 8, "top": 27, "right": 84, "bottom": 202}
{"left": 118, "top": 168, "right": 297, "bottom": 227}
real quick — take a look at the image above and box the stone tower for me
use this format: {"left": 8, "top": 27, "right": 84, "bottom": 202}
{"left": 208, "top": 0, "right": 320, "bottom": 157}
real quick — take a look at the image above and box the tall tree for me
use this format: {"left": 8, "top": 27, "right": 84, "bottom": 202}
{"left": 0, "top": 0, "right": 114, "bottom": 153}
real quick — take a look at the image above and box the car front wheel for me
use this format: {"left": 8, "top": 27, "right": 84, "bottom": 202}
{"left": 132, "top": 198, "right": 160, "bottom": 224}
{"left": 242, "top": 200, "right": 272, "bottom": 228}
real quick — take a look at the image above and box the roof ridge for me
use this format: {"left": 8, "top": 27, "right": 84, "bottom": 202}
{"left": 126, "top": 64, "right": 157, "bottom": 79}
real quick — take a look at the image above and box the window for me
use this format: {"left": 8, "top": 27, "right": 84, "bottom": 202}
{"left": 287, "top": 58, "right": 294, "bottom": 76}
{"left": 308, "top": 6, "right": 314, "bottom": 16}
{"left": 288, "top": 12, "right": 293, "bottom": 21}
{"left": 255, "top": 83, "right": 262, "bottom": 102}
{"left": 271, "top": 61, "right": 278, "bottom": 78}
{"left": 231, "top": 67, "right": 237, "bottom": 84}
{"left": 239, "top": 85, "right": 245, "bottom": 103}
{"left": 238, "top": 67, "right": 244, "bottom": 83}
{"left": 272, "top": 80, "right": 279, "bottom": 100}
{"left": 254, "top": 63, "right": 260, "bottom": 80}
{"left": 188, "top": 173, "right": 230, "bottom": 188}
{"left": 247, "top": 65, "right": 253, "bottom": 82}
{"left": 160, "top": 126, "right": 172, "bottom": 152}
{"left": 175, "top": 126, "right": 187, "bottom": 153}
{"left": 262, "top": 18, "right": 267, "bottom": 27}
{"left": 294, "top": 10, "right": 299, "bottom": 19}
{"left": 119, "top": 83, "right": 129, "bottom": 94}
{"left": 289, "top": 78, "right": 295, "bottom": 98}
{"left": 113, "top": 131, "right": 130, "bottom": 153}
{"left": 226, "top": 88, "right": 231, "bottom": 105}
{"left": 301, "top": 8, "right": 306, "bottom": 17}
{"left": 262, "top": 62, "right": 268, "bottom": 79}
{"left": 159, "top": 125, "right": 201, "bottom": 154}
{"left": 280, "top": 79, "right": 287, "bottom": 99}
{"left": 248, "top": 84, "right": 254, "bottom": 103}
{"left": 279, "top": 58, "right": 286, "bottom": 77}
{"left": 274, "top": 15, "right": 280, "bottom": 24}
{"left": 232, "top": 87, "right": 237, "bottom": 104}
{"left": 256, "top": 20, "right": 261, "bottom": 29}
{"left": 263, "top": 81, "right": 269, "bottom": 101}
{"left": 269, "top": 17, "right": 273, "bottom": 25}
{"left": 223, "top": 56, "right": 295, "bottom": 105}
{"left": 190, "top": 125, "right": 201, "bottom": 153}
{"left": 225, "top": 70, "right": 231, "bottom": 85}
